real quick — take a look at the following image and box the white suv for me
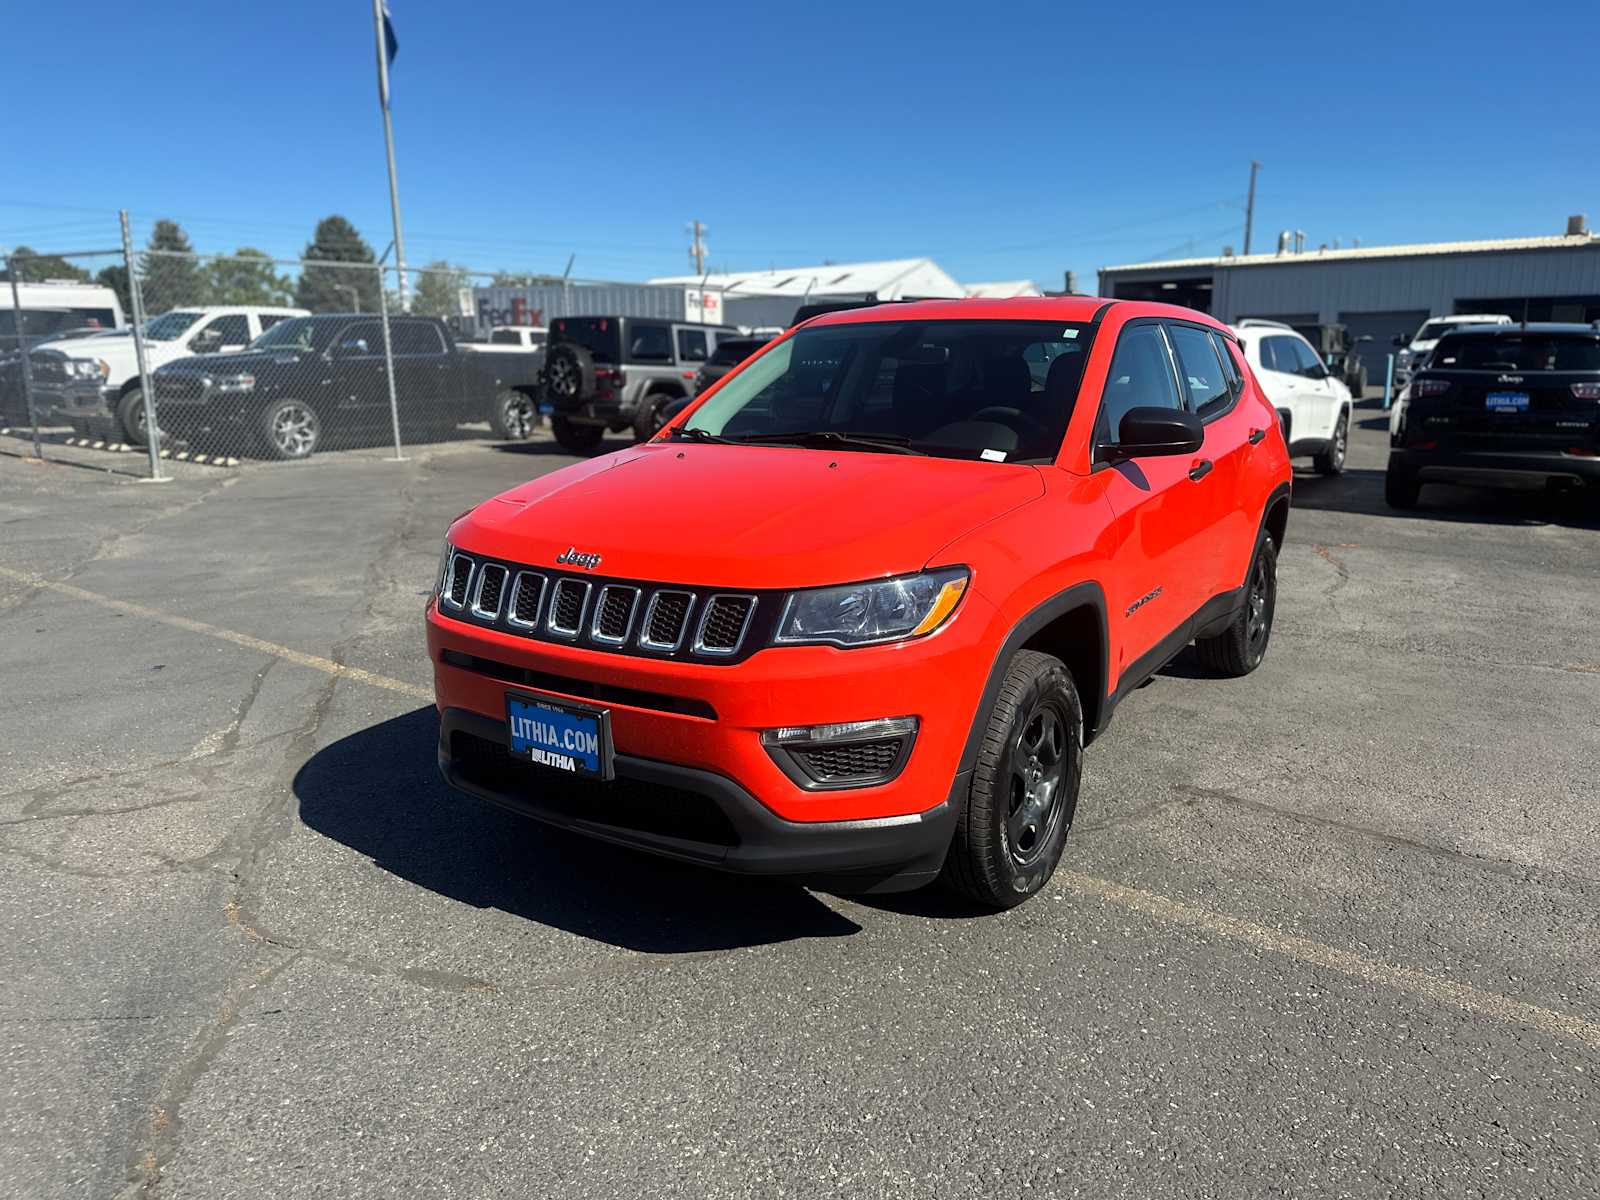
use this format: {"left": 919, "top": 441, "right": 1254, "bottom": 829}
{"left": 1230, "top": 320, "right": 1353, "bottom": 475}
{"left": 36, "top": 305, "right": 306, "bottom": 443}
{"left": 1393, "top": 313, "right": 1512, "bottom": 389}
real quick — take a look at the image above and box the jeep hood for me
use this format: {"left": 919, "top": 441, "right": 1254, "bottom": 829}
{"left": 454, "top": 443, "right": 1046, "bottom": 588}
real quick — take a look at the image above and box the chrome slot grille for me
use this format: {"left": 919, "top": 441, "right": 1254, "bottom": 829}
{"left": 695, "top": 595, "right": 756, "bottom": 655}
{"left": 507, "top": 572, "right": 546, "bottom": 628}
{"left": 640, "top": 590, "right": 693, "bottom": 651}
{"left": 546, "top": 578, "right": 590, "bottom": 637}
{"left": 444, "top": 554, "right": 473, "bottom": 609}
{"left": 471, "top": 564, "right": 508, "bottom": 619}
{"left": 591, "top": 586, "right": 640, "bottom": 644}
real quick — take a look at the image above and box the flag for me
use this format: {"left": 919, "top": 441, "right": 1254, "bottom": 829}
{"left": 376, "top": 1, "right": 399, "bottom": 109}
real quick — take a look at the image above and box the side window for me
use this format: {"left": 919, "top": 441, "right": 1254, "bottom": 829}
{"left": 1211, "top": 332, "right": 1242, "bottom": 395}
{"left": 258, "top": 313, "right": 290, "bottom": 334}
{"left": 196, "top": 314, "right": 250, "bottom": 349}
{"left": 336, "top": 321, "right": 383, "bottom": 355}
{"left": 393, "top": 321, "right": 446, "bottom": 355}
{"left": 490, "top": 329, "right": 519, "bottom": 345}
{"left": 676, "top": 328, "right": 708, "bottom": 362}
{"left": 1167, "top": 324, "right": 1229, "bottom": 415}
{"left": 1262, "top": 336, "right": 1294, "bottom": 374}
{"left": 628, "top": 322, "right": 672, "bottom": 362}
{"left": 1292, "top": 338, "right": 1325, "bottom": 378}
{"left": 1098, "top": 323, "right": 1182, "bottom": 448}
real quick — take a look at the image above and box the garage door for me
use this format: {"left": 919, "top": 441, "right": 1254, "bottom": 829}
{"left": 1340, "top": 309, "right": 1429, "bottom": 385}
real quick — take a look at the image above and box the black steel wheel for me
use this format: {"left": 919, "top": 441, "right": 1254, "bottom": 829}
{"left": 941, "top": 649, "right": 1082, "bottom": 908}
{"left": 1194, "top": 535, "right": 1278, "bottom": 677}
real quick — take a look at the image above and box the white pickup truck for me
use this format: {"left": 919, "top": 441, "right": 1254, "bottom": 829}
{"left": 36, "top": 305, "right": 305, "bottom": 442}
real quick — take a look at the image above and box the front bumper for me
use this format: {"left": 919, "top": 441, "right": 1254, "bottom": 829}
{"left": 426, "top": 589, "right": 1001, "bottom": 885}
{"left": 29, "top": 379, "right": 112, "bottom": 427}
{"left": 439, "top": 707, "right": 963, "bottom": 891}
{"left": 1389, "top": 447, "right": 1600, "bottom": 489}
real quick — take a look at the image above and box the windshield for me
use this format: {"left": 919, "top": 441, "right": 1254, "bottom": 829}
{"left": 708, "top": 338, "right": 765, "bottom": 367}
{"left": 250, "top": 317, "right": 334, "bottom": 354}
{"left": 1431, "top": 333, "right": 1600, "bottom": 372}
{"left": 681, "top": 319, "right": 1095, "bottom": 462}
{"left": 143, "top": 311, "right": 204, "bottom": 342}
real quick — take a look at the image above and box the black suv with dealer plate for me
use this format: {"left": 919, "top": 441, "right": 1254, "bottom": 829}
{"left": 1387, "top": 322, "right": 1600, "bottom": 508}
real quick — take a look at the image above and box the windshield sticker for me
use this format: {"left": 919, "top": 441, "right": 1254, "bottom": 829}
{"left": 1062, "top": 328, "right": 1080, "bottom": 338}
{"left": 981, "top": 448, "right": 1008, "bottom": 462}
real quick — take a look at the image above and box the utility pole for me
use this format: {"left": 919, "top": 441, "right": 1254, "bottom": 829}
{"left": 688, "top": 220, "right": 707, "bottom": 274}
{"left": 1243, "top": 160, "right": 1260, "bottom": 256}
{"left": 373, "top": 0, "right": 408, "bottom": 310}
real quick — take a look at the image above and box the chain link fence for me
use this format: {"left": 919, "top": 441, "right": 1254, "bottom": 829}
{"left": 3, "top": 231, "right": 553, "bottom": 477}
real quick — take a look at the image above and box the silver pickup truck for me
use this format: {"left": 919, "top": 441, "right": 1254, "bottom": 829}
{"left": 540, "top": 315, "right": 740, "bottom": 452}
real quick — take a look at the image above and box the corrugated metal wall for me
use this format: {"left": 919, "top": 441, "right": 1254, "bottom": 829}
{"left": 471, "top": 284, "right": 693, "bottom": 332}
{"left": 1176, "top": 245, "right": 1600, "bottom": 324}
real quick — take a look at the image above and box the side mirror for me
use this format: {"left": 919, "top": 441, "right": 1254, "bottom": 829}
{"left": 190, "top": 329, "right": 223, "bottom": 353}
{"left": 335, "top": 338, "right": 370, "bottom": 358}
{"left": 1108, "top": 406, "right": 1204, "bottom": 459}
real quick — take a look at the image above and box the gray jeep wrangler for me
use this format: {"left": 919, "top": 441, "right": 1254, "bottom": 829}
{"left": 540, "top": 315, "right": 739, "bottom": 452}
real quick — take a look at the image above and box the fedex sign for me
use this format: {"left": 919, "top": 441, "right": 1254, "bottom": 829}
{"left": 477, "top": 295, "right": 545, "bottom": 328}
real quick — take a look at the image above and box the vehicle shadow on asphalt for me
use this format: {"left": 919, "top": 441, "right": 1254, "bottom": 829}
{"left": 1290, "top": 467, "right": 1599, "bottom": 529}
{"left": 294, "top": 706, "right": 862, "bottom": 953}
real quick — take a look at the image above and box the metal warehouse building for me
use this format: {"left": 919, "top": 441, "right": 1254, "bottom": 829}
{"left": 1097, "top": 224, "right": 1600, "bottom": 382}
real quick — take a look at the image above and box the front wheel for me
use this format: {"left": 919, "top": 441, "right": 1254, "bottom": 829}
{"left": 1385, "top": 465, "right": 1421, "bottom": 509}
{"left": 1314, "top": 410, "right": 1348, "bottom": 475}
{"left": 1193, "top": 536, "right": 1277, "bottom": 677}
{"left": 257, "top": 399, "right": 322, "bottom": 460}
{"left": 489, "top": 388, "right": 538, "bottom": 440}
{"left": 550, "top": 414, "right": 605, "bottom": 455}
{"left": 941, "top": 649, "right": 1083, "bottom": 909}
{"left": 116, "top": 387, "right": 154, "bottom": 446}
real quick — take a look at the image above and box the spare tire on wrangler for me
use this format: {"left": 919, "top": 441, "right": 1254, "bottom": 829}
{"left": 542, "top": 343, "right": 595, "bottom": 412}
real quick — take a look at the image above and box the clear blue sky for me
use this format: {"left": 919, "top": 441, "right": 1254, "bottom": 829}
{"left": 4, "top": 1, "right": 1596, "bottom": 289}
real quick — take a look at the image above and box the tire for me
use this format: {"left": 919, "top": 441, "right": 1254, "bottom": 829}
{"left": 631, "top": 392, "right": 677, "bottom": 442}
{"left": 550, "top": 414, "right": 605, "bottom": 455}
{"left": 489, "top": 388, "right": 538, "bottom": 440}
{"left": 116, "top": 386, "right": 153, "bottom": 446}
{"left": 1194, "top": 536, "right": 1278, "bottom": 677}
{"left": 257, "top": 398, "right": 322, "bottom": 460}
{"left": 1313, "top": 410, "right": 1348, "bottom": 475}
{"left": 1385, "top": 465, "right": 1421, "bottom": 510}
{"left": 542, "top": 343, "right": 594, "bottom": 410}
{"left": 941, "top": 649, "right": 1083, "bottom": 909}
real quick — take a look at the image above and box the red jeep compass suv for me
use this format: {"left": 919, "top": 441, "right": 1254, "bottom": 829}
{"left": 426, "top": 298, "right": 1291, "bottom": 908}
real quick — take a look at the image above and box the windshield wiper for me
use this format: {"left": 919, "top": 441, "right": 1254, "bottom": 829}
{"left": 669, "top": 426, "right": 736, "bottom": 444}
{"left": 729, "top": 430, "right": 926, "bottom": 455}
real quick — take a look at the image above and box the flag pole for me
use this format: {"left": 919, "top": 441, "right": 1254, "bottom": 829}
{"left": 373, "top": 0, "right": 408, "bottom": 311}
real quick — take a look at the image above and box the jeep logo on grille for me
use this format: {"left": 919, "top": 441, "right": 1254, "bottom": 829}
{"left": 556, "top": 547, "right": 603, "bottom": 571}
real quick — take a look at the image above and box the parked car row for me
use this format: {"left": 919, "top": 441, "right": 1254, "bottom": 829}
{"left": 23, "top": 308, "right": 546, "bottom": 459}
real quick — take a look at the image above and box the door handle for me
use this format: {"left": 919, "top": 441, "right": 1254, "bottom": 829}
{"left": 1187, "top": 459, "right": 1214, "bottom": 482}
{"left": 1248, "top": 428, "right": 1266, "bottom": 444}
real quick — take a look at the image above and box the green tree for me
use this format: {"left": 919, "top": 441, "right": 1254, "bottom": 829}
{"left": 94, "top": 264, "right": 132, "bottom": 318}
{"left": 204, "top": 248, "right": 292, "bottom": 306}
{"left": 0, "top": 245, "right": 91, "bottom": 283}
{"left": 294, "top": 215, "right": 379, "bottom": 313}
{"left": 138, "top": 220, "right": 207, "bottom": 313}
{"left": 412, "top": 260, "right": 470, "bottom": 317}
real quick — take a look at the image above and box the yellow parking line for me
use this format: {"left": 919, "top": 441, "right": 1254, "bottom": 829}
{"left": 6, "top": 564, "right": 1598, "bottom": 1050}
{"left": 1057, "top": 870, "right": 1600, "bottom": 1052}
{"left": 0, "top": 565, "right": 431, "bottom": 702}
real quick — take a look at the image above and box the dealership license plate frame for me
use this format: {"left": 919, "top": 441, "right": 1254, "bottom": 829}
{"left": 505, "top": 692, "right": 614, "bottom": 781}
{"left": 1485, "top": 391, "right": 1530, "bottom": 412}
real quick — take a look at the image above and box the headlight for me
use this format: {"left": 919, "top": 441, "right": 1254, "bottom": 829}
{"left": 775, "top": 567, "right": 969, "bottom": 647}
{"left": 69, "top": 358, "right": 109, "bottom": 380}
{"left": 214, "top": 373, "right": 255, "bottom": 392}
{"left": 435, "top": 539, "right": 454, "bottom": 597}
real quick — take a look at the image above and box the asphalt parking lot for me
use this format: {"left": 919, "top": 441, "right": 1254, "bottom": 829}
{"left": 3, "top": 402, "right": 1599, "bottom": 1199}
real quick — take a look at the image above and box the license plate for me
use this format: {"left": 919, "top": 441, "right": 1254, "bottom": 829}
{"left": 505, "top": 693, "right": 612, "bottom": 780}
{"left": 1486, "top": 391, "right": 1530, "bottom": 412}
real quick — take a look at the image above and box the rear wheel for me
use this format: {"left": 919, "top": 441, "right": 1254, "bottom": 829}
{"left": 941, "top": 650, "right": 1082, "bottom": 909}
{"left": 1385, "top": 466, "right": 1421, "bottom": 509}
{"left": 1314, "top": 410, "right": 1348, "bottom": 475}
{"left": 1194, "top": 536, "right": 1277, "bottom": 677}
{"left": 489, "top": 388, "right": 538, "bottom": 440}
{"left": 257, "top": 399, "right": 321, "bottom": 460}
{"left": 632, "top": 392, "right": 676, "bottom": 441}
{"left": 550, "top": 414, "right": 605, "bottom": 455}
